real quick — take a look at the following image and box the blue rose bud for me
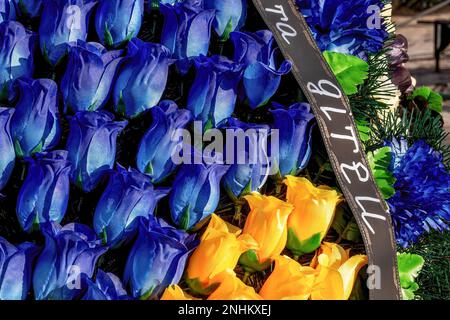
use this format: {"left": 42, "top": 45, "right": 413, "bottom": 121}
{"left": 187, "top": 55, "right": 243, "bottom": 128}
{"left": 170, "top": 158, "right": 229, "bottom": 229}
{"left": 14, "top": 0, "right": 43, "bottom": 18}
{"left": 61, "top": 41, "right": 123, "bottom": 113}
{"left": 124, "top": 216, "right": 198, "bottom": 299}
{"left": 204, "top": 0, "right": 246, "bottom": 40}
{"left": 0, "top": 108, "right": 14, "bottom": 191}
{"left": 39, "top": 0, "right": 97, "bottom": 66}
{"left": 10, "top": 78, "right": 61, "bottom": 158}
{"left": 271, "top": 102, "right": 315, "bottom": 178}
{"left": 113, "top": 38, "right": 173, "bottom": 118}
{"left": 0, "top": 0, "right": 16, "bottom": 22}
{"left": 33, "top": 223, "right": 107, "bottom": 300}
{"left": 95, "top": 0, "right": 144, "bottom": 48}
{"left": 136, "top": 100, "right": 192, "bottom": 183}
{"left": 222, "top": 118, "right": 271, "bottom": 200}
{"left": 82, "top": 270, "right": 130, "bottom": 300}
{"left": 0, "top": 237, "right": 40, "bottom": 300}
{"left": 160, "top": 0, "right": 215, "bottom": 73}
{"left": 93, "top": 165, "right": 170, "bottom": 247}
{"left": 231, "top": 30, "right": 292, "bottom": 109}
{"left": 66, "top": 111, "right": 127, "bottom": 192}
{"left": 16, "top": 150, "right": 71, "bottom": 232}
{"left": 0, "top": 21, "right": 36, "bottom": 100}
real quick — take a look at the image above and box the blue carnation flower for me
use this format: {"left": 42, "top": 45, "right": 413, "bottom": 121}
{"left": 296, "top": 0, "right": 389, "bottom": 59}
{"left": 386, "top": 139, "right": 450, "bottom": 247}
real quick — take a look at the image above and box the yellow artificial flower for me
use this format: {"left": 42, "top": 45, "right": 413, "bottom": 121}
{"left": 284, "top": 176, "right": 342, "bottom": 256}
{"left": 186, "top": 214, "right": 258, "bottom": 295}
{"left": 239, "top": 193, "right": 294, "bottom": 272}
{"left": 310, "top": 242, "right": 368, "bottom": 300}
{"left": 208, "top": 271, "right": 262, "bottom": 300}
{"left": 259, "top": 255, "right": 317, "bottom": 300}
{"left": 160, "top": 285, "right": 198, "bottom": 300}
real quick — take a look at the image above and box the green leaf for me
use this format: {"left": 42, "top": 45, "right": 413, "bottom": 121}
{"left": 286, "top": 228, "right": 321, "bottom": 257}
{"left": 398, "top": 253, "right": 425, "bottom": 288}
{"left": 398, "top": 253, "right": 424, "bottom": 300}
{"left": 410, "top": 86, "right": 443, "bottom": 113}
{"left": 220, "top": 17, "right": 234, "bottom": 41}
{"left": 104, "top": 24, "right": 114, "bottom": 48}
{"left": 323, "top": 51, "right": 369, "bottom": 95}
{"left": 179, "top": 205, "right": 191, "bottom": 230}
{"left": 239, "top": 249, "right": 271, "bottom": 273}
{"left": 331, "top": 206, "right": 362, "bottom": 242}
{"left": 367, "top": 147, "right": 397, "bottom": 199}
{"left": 356, "top": 118, "right": 371, "bottom": 142}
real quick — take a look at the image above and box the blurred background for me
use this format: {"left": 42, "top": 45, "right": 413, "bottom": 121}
{"left": 392, "top": 0, "right": 450, "bottom": 143}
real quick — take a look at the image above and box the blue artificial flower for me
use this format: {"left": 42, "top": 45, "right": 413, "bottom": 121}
{"left": 204, "top": 0, "right": 246, "bottom": 39}
{"left": 95, "top": 0, "right": 144, "bottom": 48}
{"left": 0, "top": 21, "right": 36, "bottom": 101}
{"left": 0, "top": 108, "right": 15, "bottom": 191}
{"left": 187, "top": 55, "right": 243, "bottom": 128}
{"left": 93, "top": 165, "right": 170, "bottom": 247}
{"left": 0, "top": 0, "right": 16, "bottom": 22}
{"left": 14, "top": 0, "right": 43, "bottom": 18}
{"left": 170, "top": 156, "right": 229, "bottom": 229}
{"left": 33, "top": 223, "right": 107, "bottom": 300}
{"left": 136, "top": 100, "right": 192, "bottom": 183}
{"left": 39, "top": 0, "right": 97, "bottom": 66}
{"left": 113, "top": 38, "right": 173, "bottom": 118}
{"left": 270, "top": 102, "right": 315, "bottom": 178}
{"left": 10, "top": 78, "right": 61, "bottom": 158}
{"left": 0, "top": 237, "right": 39, "bottom": 300}
{"left": 230, "top": 30, "right": 292, "bottom": 109}
{"left": 61, "top": 41, "right": 123, "bottom": 113}
{"left": 386, "top": 139, "right": 450, "bottom": 247}
{"left": 124, "top": 216, "right": 198, "bottom": 299}
{"left": 222, "top": 118, "right": 271, "bottom": 200}
{"left": 66, "top": 111, "right": 127, "bottom": 192}
{"left": 296, "top": 0, "right": 389, "bottom": 60}
{"left": 81, "top": 270, "right": 130, "bottom": 300}
{"left": 160, "top": 0, "right": 215, "bottom": 73}
{"left": 16, "top": 150, "right": 71, "bottom": 232}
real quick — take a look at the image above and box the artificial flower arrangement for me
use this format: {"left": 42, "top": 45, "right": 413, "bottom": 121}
{"left": 0, "top": 0, "right": 448, "bottom": 301}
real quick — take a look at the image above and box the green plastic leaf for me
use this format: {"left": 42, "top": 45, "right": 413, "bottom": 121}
{"left": 410, "top": 86, "right": 443, "bottom": 113}
{"left": 356, "top": 118, "right": 371, "bottom": 142}
{"left": 367, "top": 147, "right": 397, "bottom": 199}
{"left": 398, "top": 253, "right": 424, "bottom": 300}
{"left": 239, "top": 249, "right": 271, "bottom": 273}
{"left": 331, "top": 206, "right": 362, "bottom": 242}
{"left": 323, "top": 51, "right": 369, "bottom": 95}
{"left": 286, "top": 228, "right": 321, "bottom": 257}
{"left": 398, "top": 253, "right": 425, "bottom": 288}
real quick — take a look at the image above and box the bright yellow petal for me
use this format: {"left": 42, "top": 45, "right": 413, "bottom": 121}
{"left": 284, "top": 177, "right": 341, "bottom": 242}
{"left": 259, "top": 256, "right": 316, "bottom": 300}
{"left": 243, "top": 194, "right": 293, "bottom": 263}
{"left": 208, "top": 271, "right": 262, "bottom": 300}
{"left": 338, "top": 254, "right": 368, "bottom": 299}
{"left": 161, "top": 285, "right": 197, "bottom": 300}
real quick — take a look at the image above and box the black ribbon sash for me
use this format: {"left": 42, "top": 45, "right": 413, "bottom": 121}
{"left": 252, "top": 0, "right": 402, "bottom": 300}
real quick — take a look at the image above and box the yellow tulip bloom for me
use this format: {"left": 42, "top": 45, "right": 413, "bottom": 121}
{"left": 160, "top": 285, "right": 198, "bottom": 300}
{"left": 284, "top": 176, "right": 342, "bottom": 256}
{"left": 239, "top": 193, "right": 294, "bottom": 272}
{"left": 310, "top": 242, "right": 368, "bottom": 300}
{"left": 186, "top": 214, "right": 258, "bottom": 295}
{"left": 259, "top": 255, "right": 317, "bottom": 300}
{"left": 208, "top": 271, "right": 262, "bottom": 300}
